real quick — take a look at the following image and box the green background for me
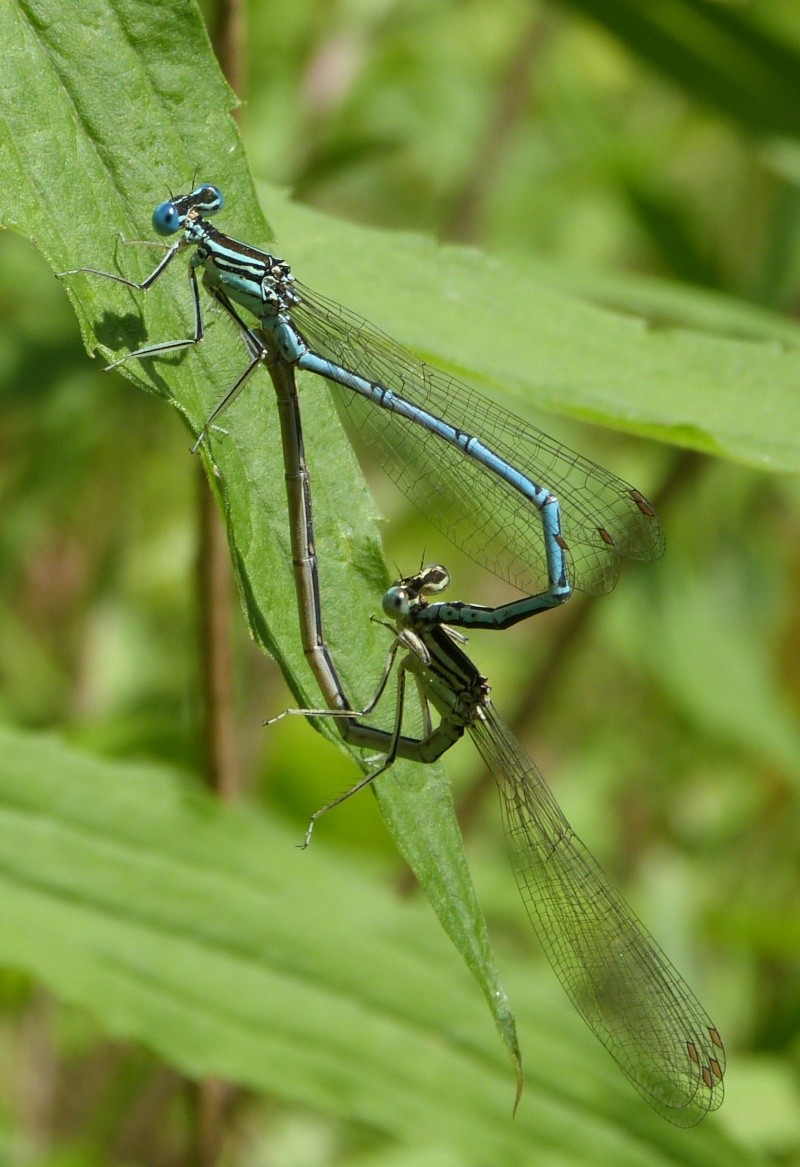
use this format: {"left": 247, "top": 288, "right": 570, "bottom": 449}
{"left": 0, "top": 0, "right": 799, "bottom": 1163}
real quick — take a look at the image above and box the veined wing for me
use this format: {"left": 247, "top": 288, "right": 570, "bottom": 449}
{"left": 468, "top": 704, "right": 724, "bottom": 1126}
{"left": 291, "top": 285, "right": 665, "bottom": 597}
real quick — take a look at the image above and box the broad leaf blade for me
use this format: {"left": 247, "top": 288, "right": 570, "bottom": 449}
{"left": 0, "top": 0, "right": 517, "bottom": 1077}
{"left": 0, "top": 726, "right": 754, "bottom": 1164}
{"left": 266, "top": 186, "right": 800, "bottom": 474}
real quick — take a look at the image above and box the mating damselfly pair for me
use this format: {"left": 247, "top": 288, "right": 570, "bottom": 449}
{"left": 61, "top": 185, "right": 723, "bottom": 1125}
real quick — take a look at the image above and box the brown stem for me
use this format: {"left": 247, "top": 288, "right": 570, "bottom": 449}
{"left": 188, "top": 1077, "right": 240, "bottom": 1167}
{"left": 196, "top": 471, "right": 240, "bottom": 801}
{"left": 444, "top": 10, "right": 553, "bottom": 243}
{"left": 209, "top": 0, "right": 246, "bottom": 104}
{"left": 189, "top": 1, "right": 249, "bottom": 1161}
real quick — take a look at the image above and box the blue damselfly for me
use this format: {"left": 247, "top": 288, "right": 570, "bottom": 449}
{"left": 61, "top": 185, "right": 664, "bottom": 634}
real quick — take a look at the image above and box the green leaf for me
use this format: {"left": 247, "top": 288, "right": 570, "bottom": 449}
{"left": 0, "top": 0, "right": 517, "bottom": 1083}
{"left": 514, "top": 256, "right": 800, "bottom": 350}
{"left": 264, "top": 183, "right": 800, "bottom": 473}
{"left": 0, "top": 726, "right": 759, "bottom": 1162}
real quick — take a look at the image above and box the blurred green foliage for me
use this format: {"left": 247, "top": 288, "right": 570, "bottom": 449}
{"left": 1, "top": 0, "right": 800, "bottom": 1163}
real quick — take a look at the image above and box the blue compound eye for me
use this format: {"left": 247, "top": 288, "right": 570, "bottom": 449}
{"left": 382, "top": 587, "right": 409, "bottom": 620}
{"left": 152, "top": 200, "right": 182, "bottom": 236}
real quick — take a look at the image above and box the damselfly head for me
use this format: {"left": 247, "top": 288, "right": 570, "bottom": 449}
{"left": 382, "top": 563, "right": 451, "bottom": 622}
{"left": 152, "top": 184, "right": 224, "bottom": 236}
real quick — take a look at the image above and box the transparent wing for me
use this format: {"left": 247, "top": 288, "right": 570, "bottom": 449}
{"left": 469, "top": 705, "right": 724, "bottom": 1126}
{"left": 291, "top": 286, "right": 665, "bottom": 596}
